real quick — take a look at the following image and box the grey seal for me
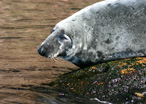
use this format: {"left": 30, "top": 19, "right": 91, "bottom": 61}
{"left": 38, "top": 0, "right": 146, "bottom": 67}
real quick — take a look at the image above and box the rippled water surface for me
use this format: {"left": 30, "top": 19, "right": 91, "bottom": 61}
{"left": 0, "top": 0, "right": 101, "bottom": 103}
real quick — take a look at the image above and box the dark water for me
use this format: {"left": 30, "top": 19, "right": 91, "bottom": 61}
{"left": 0, "top": 0, "right": 101, "bottom": 103}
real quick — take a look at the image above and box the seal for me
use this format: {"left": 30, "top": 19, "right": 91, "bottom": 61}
{"left": 38, "top": 0, "right": 146, "bottom": 67}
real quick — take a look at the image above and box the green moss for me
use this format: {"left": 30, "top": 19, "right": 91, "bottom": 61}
{"left": 49, "top": 57, "right": 146, "bottom": 103}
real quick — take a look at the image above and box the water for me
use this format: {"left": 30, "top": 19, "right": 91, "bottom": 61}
{"left": 0, "top": 0, "right": 100, "bottom": 103}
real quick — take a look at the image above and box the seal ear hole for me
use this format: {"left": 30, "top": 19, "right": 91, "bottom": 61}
{"left": 60, "top": 29, "right": 65, "bottom": 33}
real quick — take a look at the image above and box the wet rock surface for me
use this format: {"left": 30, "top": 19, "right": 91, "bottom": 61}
{"left": 50, "top": 58, "right": 146, "bottom": 103}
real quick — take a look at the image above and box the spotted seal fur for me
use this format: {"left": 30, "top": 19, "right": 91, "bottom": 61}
{"left": 38, "top": 0, "right": 146, "bottom": 67}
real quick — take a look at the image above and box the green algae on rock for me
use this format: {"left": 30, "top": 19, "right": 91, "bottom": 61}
{"left": 49, "top": 57, "right": 146, "bottom": 103}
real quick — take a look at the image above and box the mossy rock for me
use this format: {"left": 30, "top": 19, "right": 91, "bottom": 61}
{"left": 49, "top": 57, "right": 146, "bottom": 103}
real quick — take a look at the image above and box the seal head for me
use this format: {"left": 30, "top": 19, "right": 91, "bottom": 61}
{"left": 38, "top": 29, "right": 72, "bottom": 59}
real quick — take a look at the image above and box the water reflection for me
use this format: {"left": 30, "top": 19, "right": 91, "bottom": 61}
{"left": 0, "top": 37, "right": 22, "bottom": 39}
{"left": 0, "top": 0, "right": 99, "bottom": 103}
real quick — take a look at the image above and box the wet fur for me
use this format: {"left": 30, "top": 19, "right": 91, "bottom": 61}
{"left": 38, "top": 0, "right": 146, "bottom": 67}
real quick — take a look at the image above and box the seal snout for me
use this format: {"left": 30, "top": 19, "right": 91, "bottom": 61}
{"left": 38, "top": 46, "right": 46, "bottom": 57}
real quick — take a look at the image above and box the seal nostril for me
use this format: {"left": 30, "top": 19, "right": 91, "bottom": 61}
{"left": 38, "top": 46, "right": 46, "bottom": 56}
{"left": 37, "top": 46, "right": 41, "bottom": 55}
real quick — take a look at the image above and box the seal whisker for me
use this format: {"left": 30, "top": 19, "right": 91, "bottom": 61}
{"left": 52, "top": 58, "right": 58, "bottom": 62}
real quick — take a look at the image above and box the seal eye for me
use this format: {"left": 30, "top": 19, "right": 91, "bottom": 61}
{"left": 59, "top": 34, "right": 68, "bottom": 40}
{"left": 57, "top": 34, "right": 70, "bottom": 42}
